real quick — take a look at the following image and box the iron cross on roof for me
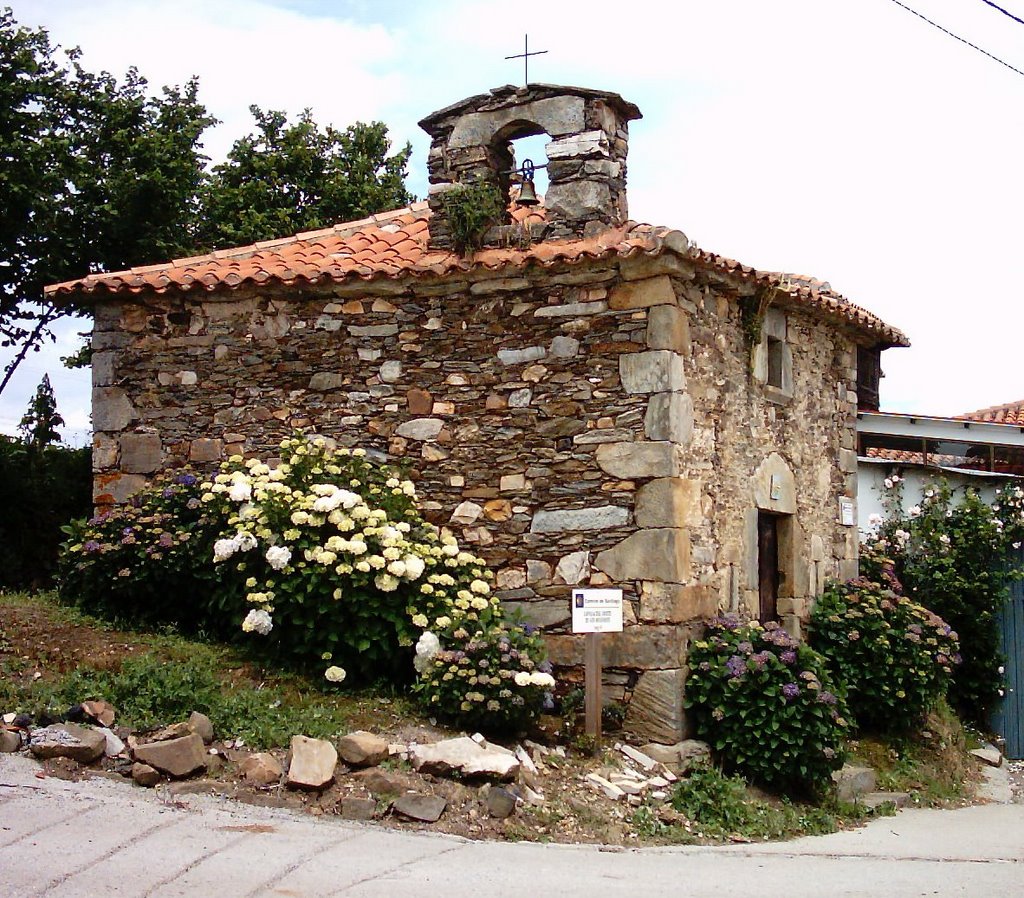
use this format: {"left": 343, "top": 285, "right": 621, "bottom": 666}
{"left": 505, "top": 35, "right": 548, "bottom": 86}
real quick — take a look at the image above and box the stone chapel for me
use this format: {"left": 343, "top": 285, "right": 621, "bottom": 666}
{"left": 47, "top": 84, "right": 908, "bottom": 742}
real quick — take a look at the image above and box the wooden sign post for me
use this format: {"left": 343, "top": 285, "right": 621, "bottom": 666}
{"left": 572, "top": 589, "right": 624, "bottom": 752}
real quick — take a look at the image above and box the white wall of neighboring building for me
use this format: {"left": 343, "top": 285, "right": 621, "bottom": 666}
{"left": 857, "top": 460, "right": 1010, "bottom": 533}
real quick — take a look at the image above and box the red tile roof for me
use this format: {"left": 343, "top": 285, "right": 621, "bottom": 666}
{"left": 45, "top": 202, "right": 908, "bottom": 347}
{"left": 958, "top": 400, "right": 1024, "bottom": 426}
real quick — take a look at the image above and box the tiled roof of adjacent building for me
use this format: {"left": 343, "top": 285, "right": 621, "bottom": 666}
{"left": 45, "top": 201, "right": 909, "bottom": 347}
{"left": 958, "top": 399, "right": 1024, "bottom": 426}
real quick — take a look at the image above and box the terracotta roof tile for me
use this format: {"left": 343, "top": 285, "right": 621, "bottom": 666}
{"left": 45, "top": 200, "right": 906, "bottom": 346}
{"left": 958, "top": 399, "right": 1024, "bottom": 426}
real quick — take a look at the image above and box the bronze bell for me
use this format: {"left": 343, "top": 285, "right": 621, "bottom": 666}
{"left": 517, "top": 177, "right": 540, "bottom": 206}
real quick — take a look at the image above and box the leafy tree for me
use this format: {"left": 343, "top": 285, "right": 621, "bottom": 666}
{"left": 1, "top": 9, "right": 414, "bottom": 397}
{"left": 19, "top": 373, "right": 64, "bottom": 453}
{"left": 0, "top": 378, "right": 90, "bottom": 589}
{"left": 199, "top": 108, "right": 413, "bottom": 248}
{"left": 0, "top": 8, "right": 215, "bottom": 396}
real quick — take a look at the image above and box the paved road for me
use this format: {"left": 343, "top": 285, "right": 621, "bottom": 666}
{"left": 2, "top": 754, "right": 1021, "bottom": 898}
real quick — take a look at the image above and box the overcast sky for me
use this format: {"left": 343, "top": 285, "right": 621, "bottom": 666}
{"left": 3, "top": 0, "right": 1023, "bottom": 445}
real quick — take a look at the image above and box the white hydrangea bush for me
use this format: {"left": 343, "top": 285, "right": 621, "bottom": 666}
{"left": 200, "top": 436, "right": 553, "bottom": 731}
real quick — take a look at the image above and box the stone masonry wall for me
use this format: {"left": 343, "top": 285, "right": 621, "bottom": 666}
{"left": 90, "top": 250, "right": 861, "bottom": 743}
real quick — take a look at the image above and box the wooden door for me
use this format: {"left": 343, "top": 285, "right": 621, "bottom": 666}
{"left": 758, "top": 512, "right": 779, "bottom": 624}
{"left": 992, "top": 570, "right": 1024, "bottom": 759}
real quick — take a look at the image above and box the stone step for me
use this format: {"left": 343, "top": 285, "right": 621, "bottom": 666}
{"left": 858, "top": 791, "right": 911, "bottom": 810}
{"left": 832, "top": 764, "right": 877, "bottom": 802}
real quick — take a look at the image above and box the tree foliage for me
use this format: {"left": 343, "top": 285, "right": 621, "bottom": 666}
{"left": 0, "top": 9, "right": 413, "bottom": 397}
{"left": 199, "top": 108, "right": 413, "bottom": 249}
{"left": 19, "top": 373, "right": 64, "bottom": 453}
{"left": 0, "top": 377, "right": 90, "bottom": 589}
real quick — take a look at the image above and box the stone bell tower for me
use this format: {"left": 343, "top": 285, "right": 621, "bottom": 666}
{"left": 418, "top": 84, "right": 642, "bottom": 249}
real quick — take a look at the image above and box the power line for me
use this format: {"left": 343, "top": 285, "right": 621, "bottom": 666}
{"left": 888, "top": 0, "right": 1024, "bottom": 78}
{"left": 979, "top": 0, "right": 1024, "bottom": 27}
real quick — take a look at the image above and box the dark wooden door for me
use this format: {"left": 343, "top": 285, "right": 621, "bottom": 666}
{"left": 758, "top": 512, "right": 779, "bottom": 624}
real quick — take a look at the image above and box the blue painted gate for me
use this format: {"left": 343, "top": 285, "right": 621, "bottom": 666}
{"left": 991, "top": 574, "right": 1024, "bottom": 759}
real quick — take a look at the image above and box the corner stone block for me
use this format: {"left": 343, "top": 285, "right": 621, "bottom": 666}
{"left": 93, "top": 472, "right": 147, "bottom": 505}
{"left": 608, "top": 275, "right": 676, "bottom": 311}
{"left": 595, "top": 441, "right": 683, "bottom": 480}
{"left": 91, "top": 351, "right": 116, "bottom": 387}
{"left": 635, "top": 477, "right": 703, "bottom": 529}
{"left": 646, "top": 305, "right": 690, "bottom": 352}
{"left": 644, "top": 392, "right": 694, "bottom": 445}
{"left": 640, "top": 582, "right": 719, "bottom": 623}
{"left": 92, "top": 387, "right": 135, "bottom": 432}
{"left": 619, "top": 351, "right": 686, "bottom": 395}
{"left": 119, "top": 433, "right": 163, "bottom": 474}
{"left": 594, "top": 528, "right": 691, "bottom": 583}
{"left": 626, "top": 668, "right": 690, "bottom": 744}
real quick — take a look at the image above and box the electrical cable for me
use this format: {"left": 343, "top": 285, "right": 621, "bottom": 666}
{"left": 888, "top": 0, "right": 1024, "bottom": 78}
{"left": 979, "top": 0, "right": 1024, "bottom": 28}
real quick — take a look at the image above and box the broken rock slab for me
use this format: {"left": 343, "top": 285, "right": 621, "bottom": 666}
{"left": 133, "top": 733, "right": 208, "bottom": 778}
{"left": 131, "top": 763, "right": 162, "bottom": 787}
{"left": 29, "top": 723, "right": 106, "bottom": 764}
{"left": 1, "top": 729, "right": 23, "bottom": 753}
{"left": 337, "top": 730, "right": 390, "bottom": 768}
{"left": 340, "top": 797, "right": 379, "bottom": 821}
{"left": 287, "top": 735, "right": 338, "bottom": 790}
{"left": 638, "top": 739, "right": 710, "bottom": 774}
{"left": 411, "top": 736, "right": 520, "bottom": 781}
{"left": 392, "top": 793, "right": 447, "bottom": 823}
{"left": 485, "top": 786, "right": 518, "bottom": 819}
{"left": 240, "top": 752, "right": 283, "bottom": 786}
{"left": 970, "top": 746, "right": 1004, "bottom": 768}
{"left": 188, "top": 711, "right": 215, "bottom": 744}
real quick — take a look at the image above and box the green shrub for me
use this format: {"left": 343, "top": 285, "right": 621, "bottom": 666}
{"left": 57, "top": 471, "right": 228, "bottom": 635}
{"left": 862, "top": 477, "right": 1021, "bottom": 719}
{"left": 441, "top": 179, "right": 505, "bottom": 253}
{"left": 810, "top": 578, "right": 959, "bottom": 733}
{"left": 0, "top": 437, "right": 91, "bottom": 589}
{"left": 58, "top": 436, "right": 552, "bottom": 733}
{"left": 667, "top": 765, "right": 854, "bottom": 841}
{"left": 685, "top": 615, "right": 850, "bottom": 793}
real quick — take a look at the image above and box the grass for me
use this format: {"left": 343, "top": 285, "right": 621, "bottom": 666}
{"left": 0, "top": 590, "right": 415, "bottom": 749}
{"left": 846, "top": 699, "right": 978, "bottom": 806}
{"left": 629, "top": 764, "right": 878, "bottom": 844}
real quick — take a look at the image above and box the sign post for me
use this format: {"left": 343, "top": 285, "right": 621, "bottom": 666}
{"left": 572, "top": 588, "right": 623, "bottom": 751}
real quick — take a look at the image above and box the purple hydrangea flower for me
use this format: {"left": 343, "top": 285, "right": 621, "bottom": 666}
{"left": 725, "top": 655, "right": 747, "bottom": 679}
{"left": 737, "top": 641, "right": 754, "bottom": 655}
{"left": 817, "top": 691, "right": 838, "bottom": 705}
{"left": 748, "top": 651, "right": 773, "bottom": 670}
{"left": 780, "top": 649, "right": 797, "bottom": 665}
{"left": 782, "top": 682, "right": 800, "bottom": 699}
{"left": 82, "top": 540, "right": 102, "bottom": 554}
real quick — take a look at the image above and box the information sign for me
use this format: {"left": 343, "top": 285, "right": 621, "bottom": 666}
{"left": 571, "top": 589, "right": 624, "bottom": 634}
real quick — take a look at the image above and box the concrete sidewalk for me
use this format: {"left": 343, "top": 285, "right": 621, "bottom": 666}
{"left": 1, "top": 754, "right": 1021, "bottom": 898}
